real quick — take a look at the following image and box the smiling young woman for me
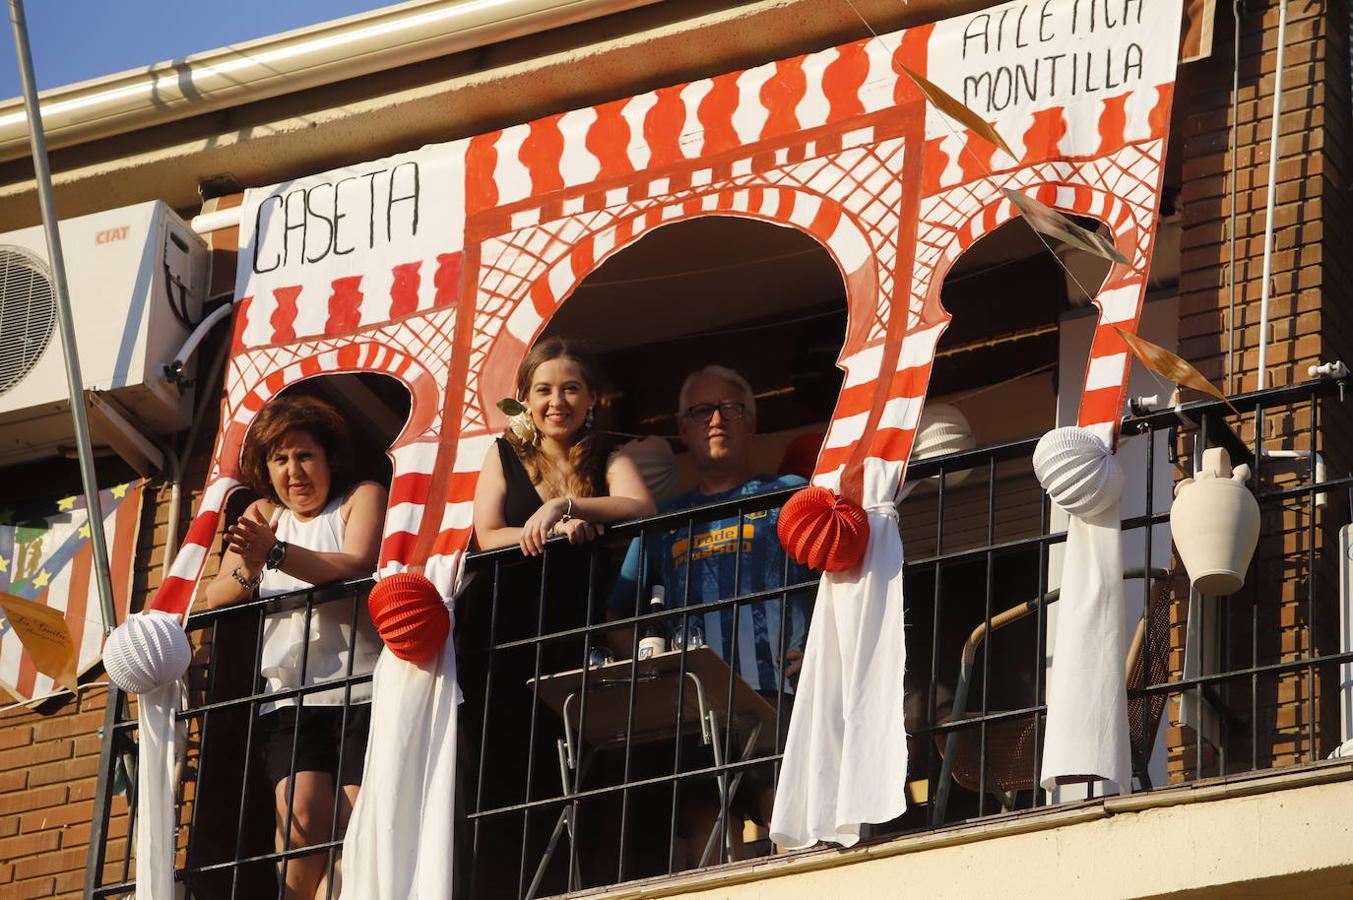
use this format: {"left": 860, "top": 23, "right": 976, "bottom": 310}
{"left": 472, "top": 336, "right": 655, "bottom": 556}
{"left": 466, "top": 338, "right": 656, "bottom": 890}
{"left": 202, "top": 394, "right": 388, "bottom": 900}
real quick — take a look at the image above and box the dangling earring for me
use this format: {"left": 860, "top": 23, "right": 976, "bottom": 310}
{"left": 585, "top": 406, "right": 595, "bottom": 430}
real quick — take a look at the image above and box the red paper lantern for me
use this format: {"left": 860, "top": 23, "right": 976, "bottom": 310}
{"left": 777, "top": 486, "right": 870, "bottom": 573}
{"left": 367, "top": 572, "right": 450, "bottom": 662}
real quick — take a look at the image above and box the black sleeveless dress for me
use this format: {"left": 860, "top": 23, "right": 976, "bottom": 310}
{"left": 459, "top": 438, "right": 613, "bottom": 897}
{"left": 494, "top": 437, "right": 607, "bottom": 659}
{"left": 497, "top": 437, "right": 548, "bottom": 527}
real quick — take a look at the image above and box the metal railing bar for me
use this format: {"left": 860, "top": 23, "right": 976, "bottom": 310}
{"left": 155, "top": 673, "right": 376, "bottom": 720}
{"left": 481, "top": 580, "right": 818, "bottom": 653}
{"left": 977, "top": 457, "right": 997, "bottom": 816}
{"left": 466, "top": 490, "right": 803, "bottom": 565}
{"left": 181, "top": 620, "right": 222, "bottom": 897}
{"left": 466, "top": 752, "right": 788, "bottom": 818}
{"left": 1119, "top": 377, "right": 1346, "bottom": 433}
{"left": 82, "top": 685, "right": 123, "bottom": 897}
{"left": 516, "top": 543, "right": 551, "bottom": 899}
{"left": 181, "top": 578, "right": 373, "bottom": 627}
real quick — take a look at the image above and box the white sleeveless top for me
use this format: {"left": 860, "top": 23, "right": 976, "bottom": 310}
{"left": 257, "top": 493, "right": 381, "bottom": 713}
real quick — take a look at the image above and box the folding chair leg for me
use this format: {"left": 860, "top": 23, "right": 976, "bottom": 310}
{"left": 526, "top": 739, "right": 585, "bottom": 899}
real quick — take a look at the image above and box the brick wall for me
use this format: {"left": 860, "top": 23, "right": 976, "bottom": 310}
{"left": 0, "top": 692, "right": 124, "bottom": 899}
{"left": 1168, "top": 0, "right": 1353, "bottom": 781}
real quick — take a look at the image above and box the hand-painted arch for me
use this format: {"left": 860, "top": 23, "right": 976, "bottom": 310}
{"left": 149, "top": 335, "right": 446, "bottom": 615}
{"left": 475, "top": 191, "right": 880, "bottom": 424}
{"left": 916, "top": 169, "right": 1162, "bottom": 445}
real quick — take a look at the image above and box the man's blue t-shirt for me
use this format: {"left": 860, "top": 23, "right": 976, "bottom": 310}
{"left": 609, "top": 474, "right": 812, "bottom": 694}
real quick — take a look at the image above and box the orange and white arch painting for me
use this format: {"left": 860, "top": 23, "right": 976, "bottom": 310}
{"left": 149, "top": 0, "right": 1183, "bottom": 618}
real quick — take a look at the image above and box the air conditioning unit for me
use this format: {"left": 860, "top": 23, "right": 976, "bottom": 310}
{"left": 0, "top": 201, "right": 209, "bottom": 468}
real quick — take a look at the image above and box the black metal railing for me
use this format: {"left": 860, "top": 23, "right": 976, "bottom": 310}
{"left": 457, "top": 484, "right": 813, "bottom": 897}
{"left": 87, "top": 581, "right": 378, "bottom": 899}
{"left": 87, "top": 376, "right": 1353, "bottom": 899}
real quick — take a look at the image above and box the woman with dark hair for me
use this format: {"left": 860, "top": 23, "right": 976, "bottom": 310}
{"left": 203, "top": 393, "right": 387, "bottom": 900}
{"left": 473, "top": 336, "right": 655, "bottom": 553}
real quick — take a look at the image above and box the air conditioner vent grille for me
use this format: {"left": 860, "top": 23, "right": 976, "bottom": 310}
{"left": 0, "top": 246, "right": 56, "bottom": 398}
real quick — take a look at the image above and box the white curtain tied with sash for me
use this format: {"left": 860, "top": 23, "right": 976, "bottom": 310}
{"left": 1033, "top": 426, "right": 1132, "bottom": 793}
{"left": 340, "top": 631, "right": 460, "bottom": 899}
{"left": 102, "top": 609, "right": 193, "bottom": 900}
{"left": 771, "top": 500, "right": 909, "bottom": 849}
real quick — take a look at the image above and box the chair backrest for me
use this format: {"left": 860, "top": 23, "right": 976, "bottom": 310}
{"left": 937, "top": 570, "right": 1178, "bottom": 801}
{"left": 1126, "top": 575, "right": 1177, "bottom": 762}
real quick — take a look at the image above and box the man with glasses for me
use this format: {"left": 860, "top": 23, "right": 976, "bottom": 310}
{"left": 607, "top": 365, "right": 811, "bottom": 865}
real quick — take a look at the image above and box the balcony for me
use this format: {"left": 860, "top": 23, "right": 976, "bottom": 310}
{"left": 86, "top": 377, "right": 1353, "bottom": 898}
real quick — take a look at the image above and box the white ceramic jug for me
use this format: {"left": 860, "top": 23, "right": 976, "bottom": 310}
{"left": 1170, "top": 447, "right": 1260, "bottom": 596}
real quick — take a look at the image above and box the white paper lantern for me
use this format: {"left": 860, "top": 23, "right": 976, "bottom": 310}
{"left": 913, "top": 403, "right": 976, "bottom": 486}
{"left": 103, "top": 611, "right": 192, "bottom": 694}
{"left": 1032, "top": 426, "right": 1124, "bottom": 518}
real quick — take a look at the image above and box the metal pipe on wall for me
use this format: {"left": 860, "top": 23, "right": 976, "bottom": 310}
{"left": 163, "top": 327, "right": 233, "bottom": 574}
{"left": 7, "top": 0, "right": 117, "bottom": 630}
{"left": 1256, "top": 0, "right": 1290, "bottom": 391}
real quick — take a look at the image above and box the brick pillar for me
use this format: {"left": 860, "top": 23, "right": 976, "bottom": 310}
{"left": 1170, "top": 0, "right": 1353, "bottom": 782}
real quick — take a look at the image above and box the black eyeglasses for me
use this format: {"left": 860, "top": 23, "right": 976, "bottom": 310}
{"left": 683, "top": 402, "right": 747, "bottom": 423}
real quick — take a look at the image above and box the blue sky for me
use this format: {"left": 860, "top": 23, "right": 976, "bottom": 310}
{"left": 0, "top": 1, "right": 397, "bottom": 100}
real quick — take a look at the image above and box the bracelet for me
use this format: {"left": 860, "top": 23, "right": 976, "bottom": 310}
{"left": 231, "top": 566, "right": 261, "bottom": 590}
{"left": 562, "top": 496, "right": 574, "bottom": 521}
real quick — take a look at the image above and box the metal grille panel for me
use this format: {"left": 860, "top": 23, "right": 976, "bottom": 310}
{"left": 0, "top": 246, "right": 56, "bottom": 397}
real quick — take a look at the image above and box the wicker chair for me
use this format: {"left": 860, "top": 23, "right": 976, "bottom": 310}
{"left": 932, "top": 567, "right": 1177, "bottom": 822}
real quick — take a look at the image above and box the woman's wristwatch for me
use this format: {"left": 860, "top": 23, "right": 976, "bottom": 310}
{"left": 265, "top": 540, "right": 289, "bottom": 570}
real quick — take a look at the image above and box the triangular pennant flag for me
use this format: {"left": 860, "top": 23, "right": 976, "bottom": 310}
{"left": 1113, "top": 327, "right": 1239, "bottom": 415}
{"left": 0, "top": 592, "right": 79, "bottom": 694}
{"left": 899, "top": 65, "right": 1017, "bottom": 162}
{"left": 1002, "top": 188, "right": 1131, "bottom": 269}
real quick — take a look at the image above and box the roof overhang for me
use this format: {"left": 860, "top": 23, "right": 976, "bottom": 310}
{"left": 0, "top": 0, "right": 991, "bottom": 231}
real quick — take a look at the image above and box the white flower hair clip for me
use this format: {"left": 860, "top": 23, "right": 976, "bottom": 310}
{"left": 497, "top": 398, "right": 538, "bottom": 445}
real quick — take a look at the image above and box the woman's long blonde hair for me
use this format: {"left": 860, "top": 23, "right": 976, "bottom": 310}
{"left": 507, "top": 337, "right": 608, "bottom": 499}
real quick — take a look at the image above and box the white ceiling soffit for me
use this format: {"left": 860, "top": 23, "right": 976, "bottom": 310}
{"left": 0, "top": 0, "right": 666, "bottom": 164}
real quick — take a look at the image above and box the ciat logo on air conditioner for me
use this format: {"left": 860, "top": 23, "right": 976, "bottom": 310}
{"left": 95, "top": 226, "right": 129, "bottom": 244}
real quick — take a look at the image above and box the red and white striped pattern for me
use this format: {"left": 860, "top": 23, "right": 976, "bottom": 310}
{"left": 235, "top": 252, "right": 464, "bottom": 351}
{"left": 151, "top": 4, "right": 1179, "bottom": 614}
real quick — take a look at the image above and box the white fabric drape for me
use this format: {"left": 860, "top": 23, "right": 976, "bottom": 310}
{"left": 1178, "top": 589, "right": 1205, "bottom": 731}
{"left": 1039, "top": 502, "right": 1132, "bottom": 793}
{"left": 340, "top": 619, "right": 459, "bottom": 900}
{"left": 135, "top": 682, "right": 178, "bottom": 900}
{"left": 770, "top": 507, "right": 908, "bottom": 849}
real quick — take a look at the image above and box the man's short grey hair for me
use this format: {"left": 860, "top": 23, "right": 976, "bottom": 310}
{"left": 677, "top": 365, "right": 757, "bottom": 421}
